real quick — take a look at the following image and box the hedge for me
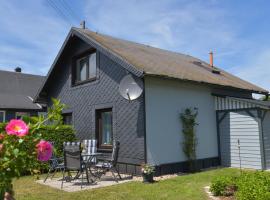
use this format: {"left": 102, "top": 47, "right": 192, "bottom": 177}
{"left": 0, "top": 123, "right": 76, "bottom": 156}
{"left": 35, "top": 125, "right": 76, "bottom": 156}
{"left": 0, "top": 122, "right": 76, "bottom": 173}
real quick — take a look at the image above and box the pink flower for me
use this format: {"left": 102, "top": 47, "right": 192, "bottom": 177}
{"left": 36, "top": 140, "right": 53, "bottom": 162}
{"left": 5, "top": 119, "right": 29, "bottom": 137}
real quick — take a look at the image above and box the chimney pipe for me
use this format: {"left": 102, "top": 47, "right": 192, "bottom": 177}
{"left": 15, "top": 67, "right": 21, "bottom": 73}
{"left": 80, "top": 20, "right": 86, "bottom": 29}
{"left": 209, "top": 51, "right": 213, "bottom": 67}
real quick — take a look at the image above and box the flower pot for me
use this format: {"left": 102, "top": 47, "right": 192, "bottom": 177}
{"left": 142, "top": 173, "right": 154, "bottom": 183}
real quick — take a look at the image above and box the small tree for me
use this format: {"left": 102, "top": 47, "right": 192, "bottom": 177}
{"left": 180, "top": 108, "right": 198, "bottom": 172}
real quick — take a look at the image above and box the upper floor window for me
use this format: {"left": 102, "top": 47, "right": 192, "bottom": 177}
{"left": 73, "top": 51, "right": 97, "bottom": 85}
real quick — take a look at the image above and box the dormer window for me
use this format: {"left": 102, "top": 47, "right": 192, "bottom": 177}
{"left": 73, "top": 50, "right": 97, "bottom": 85}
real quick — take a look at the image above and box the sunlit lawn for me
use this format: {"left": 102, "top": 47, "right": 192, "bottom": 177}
{"left": 13, "top": 168, "right": 240, "bottom": 200}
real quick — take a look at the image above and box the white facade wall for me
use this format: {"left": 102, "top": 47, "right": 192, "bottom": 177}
{"left": 145, "top": 77, "right": 218, "bottom": 165}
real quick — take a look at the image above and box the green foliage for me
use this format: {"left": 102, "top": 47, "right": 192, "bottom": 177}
{"left": 210, "top": 176, "right": 236, "bottom": 196}
{"left": 236, "top": 171, "right": 270, "bottom": 200}
{"left": 36, "top": 125, "right": 76, "bottom": 156}
{"left": 180, "top": 108, "right": 198, "bottom": 171}
{"left": 210, "top": 171, "right": 270, "bottom": 199}
{"left": 0, "top": 98, "right": 68, "bottom": 197}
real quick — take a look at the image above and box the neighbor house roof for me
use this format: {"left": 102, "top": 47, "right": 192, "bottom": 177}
{"left": 0, "top": 70, "right": 44, "bottom": 110}
{"left": 35, "top": 27, "right": 268, "bottom": 101}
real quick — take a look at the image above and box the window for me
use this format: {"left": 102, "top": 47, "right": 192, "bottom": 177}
{"left": 63, "top": 113, "right": 72, "bottom": 125}
{"left": 0, "top": 111, "right": 5, "bottom": 122}
{"left": 15, "top": 112, "right": 29, "bottom": 119}
{"left": 96, "top": 108, "right": 113, "bottom": 150}
{"left": 73, "top": 51, "right": 97, "bottom": 85}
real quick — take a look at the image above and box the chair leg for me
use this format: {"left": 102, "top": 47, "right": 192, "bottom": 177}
{"left": 51, "top": 169, "right": 57, "bottom": 180}
{"left": 111, "top": 170, "right": 118, "bottom": 183}
{"left": 81, "top": 171, "right": 84, "bottom": 189}
{"left": 115, "top": 168, "right": 122, "bottom": 180}
{"left": 44, "top": 168, "right": 53, "bottom": 183}
{"left": 85, "top": 168, "right": 90, "bottom": 183}
{"left": 61, "top": 169, "right": 65, "bottom": 189}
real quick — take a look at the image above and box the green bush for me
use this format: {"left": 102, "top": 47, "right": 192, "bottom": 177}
{"left": 236, "top": 171, "right": 270, "bottom": 200}
{"left": 210, "top": 175, "right": 236, "bottom": 196}
{"left": 210, "top": 171, "right": 270, "bottom": 200}
{"left": 36, "top": 125, "right": 76, "bottom": 156}
{"left": 0, "top": 123, "right": 76, "bottom": 156}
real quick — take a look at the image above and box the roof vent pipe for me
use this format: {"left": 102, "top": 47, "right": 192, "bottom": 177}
{"left": 15, "top": 67, "right": 21, "bottom": 73}
{"left": 209, "top": 51, "right": 213, "bottom": 67}
{"left": 80, "top": 20, "right": 86, "bottom": 29}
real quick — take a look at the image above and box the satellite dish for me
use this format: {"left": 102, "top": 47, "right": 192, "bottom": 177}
{"left": 119, "top": 74, "right": 143, "bottom": 101}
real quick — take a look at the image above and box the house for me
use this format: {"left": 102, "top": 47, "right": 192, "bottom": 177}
{"left": 0, "top": 68, "right": 45, "bottom": 122}
{"left": 34, "top": 26, "right": 270, "bottom": 175}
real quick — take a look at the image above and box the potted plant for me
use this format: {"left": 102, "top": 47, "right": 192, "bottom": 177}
{"left": 141, "top": 164, "right": 155, "bottom": 183}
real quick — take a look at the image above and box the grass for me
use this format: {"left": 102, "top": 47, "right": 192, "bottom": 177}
{"left": 13, "top": 168, "right": 240, "bottom": 200}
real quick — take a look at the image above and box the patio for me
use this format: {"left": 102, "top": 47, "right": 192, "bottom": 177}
{"left": 37, "top": 172, "right": 133, "bottom": 192}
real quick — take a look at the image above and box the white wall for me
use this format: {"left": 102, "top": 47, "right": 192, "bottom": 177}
{"left": 145, "top": 77, "right": 218, "bottom": 165}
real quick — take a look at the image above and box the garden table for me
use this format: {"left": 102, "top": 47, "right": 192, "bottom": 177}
{"left": 81, "top": 152, "right": 104, "bottom": 182}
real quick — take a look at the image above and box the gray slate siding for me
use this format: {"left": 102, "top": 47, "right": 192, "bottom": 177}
{"left": 46, "top": 37, "right": 145, "bottom": 165}
{"left": 219, "top": 110, "right": 262, "bottom": 169}
{"left": 262, "top": 111, "right": 270, "bottom": 169}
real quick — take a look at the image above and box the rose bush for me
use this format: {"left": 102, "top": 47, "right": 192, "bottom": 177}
{"left": 0, "top": 98, "right": 66, "bottom": 199}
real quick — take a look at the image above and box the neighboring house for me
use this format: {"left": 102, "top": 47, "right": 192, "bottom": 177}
{"left": 35, "top": 27, "right": 270, "bottom": 175}
{"left": 0, "top": 68, "right": 45, "bottom": 122}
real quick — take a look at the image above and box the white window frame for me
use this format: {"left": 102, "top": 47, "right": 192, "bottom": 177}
{"left": 0, "top": 111, "right": 6, "bottom": 123}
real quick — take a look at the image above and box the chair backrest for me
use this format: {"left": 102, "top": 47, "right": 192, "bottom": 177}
{"left": 82, "top": 139, "right": 97, "bottom": 162}
{"left": 111, "top": 141, "right": 120, "bottom": 167}
{"left": 48, "top": 141, "right": 58, "bottom": 168}
{"left": 63, "top": 142, "right": 82, "bottom": 171}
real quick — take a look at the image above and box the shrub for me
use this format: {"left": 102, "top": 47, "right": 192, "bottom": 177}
{"left": 36, "top": 125, "right": 76, "bottom": 156}
{"left": 236, "top": 171, "right": 270, "bottom": 200}
{"left": 0, "top": 123, "right": 76, "bottom": 156}
{"left": 210, "top": 175, "right": 237, "bottom": 196}
{"left": 0, "top": 122, "right": 76, "bottom": 173}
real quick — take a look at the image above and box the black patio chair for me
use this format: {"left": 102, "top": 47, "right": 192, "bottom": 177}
{"left": 44, "top": 142, "right": 64, "bottom": 183}
{"left": 61, "top": 142, "right": 90, "bottom": 189}
{"left": 94, "top": 141, "right": 122, "bottom": 182}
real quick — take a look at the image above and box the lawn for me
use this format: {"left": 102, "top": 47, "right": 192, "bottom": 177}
{"left": 13, "top": 168, "right": 240, "bottom": 200}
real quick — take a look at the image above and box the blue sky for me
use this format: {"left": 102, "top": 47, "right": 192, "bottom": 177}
{"left": 0, "top": 0, "right": 270, "bottom": 91}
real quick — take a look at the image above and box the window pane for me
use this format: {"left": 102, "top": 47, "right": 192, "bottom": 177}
{"left": 0, "top": 112, "right": 4, "bottom": 122}
{"left": 16, "top": 112, "right": 29, "bottom": 119}
{"left": 101, "top": 111, "right": 112, "bottom": 145}
{"left": 76, "top": 57, "right": 88, "bottom": 82}
{"left": 63, "top": 113, "right": 72, "bottom": 125}
{"left": 89, "top": 53, "right": 96, "bottom": 79}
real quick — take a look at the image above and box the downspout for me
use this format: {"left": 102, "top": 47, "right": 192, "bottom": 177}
{"left": 142, "top": 75, "right": 147, "bottom": 164}
{"left": 258, "top": 108, "right": 267, "bottom": 170}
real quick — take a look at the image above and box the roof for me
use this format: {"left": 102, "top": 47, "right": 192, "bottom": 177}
{"left": 0, "top": 70, "right": 44, "bottom": 110}
{"left": 74, "top": 28, "right": 268, "bottom": 94}
{"left": 35, "top": 27, "right": 268, "bottom": 100}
